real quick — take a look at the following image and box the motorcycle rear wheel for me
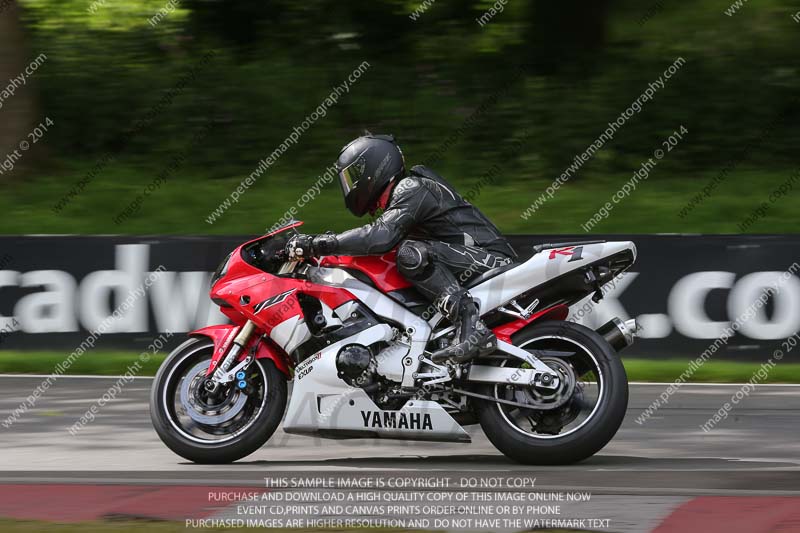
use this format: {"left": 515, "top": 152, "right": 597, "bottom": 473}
{"left": 150, "top": 337, "right": 287, "bottom": 464}
{"left": 475, "top": 320, "right": 628, "bottom": 465}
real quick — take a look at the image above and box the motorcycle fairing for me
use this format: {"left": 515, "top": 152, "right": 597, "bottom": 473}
{"left": 211, "top": 267, "right": 361, "bottom": 362}
{"left": 468, "top": 241, "right": 636, "bottom": 315}
{"left": 308, "top": 266, "right": 432, "bottom": 388}
{"left": 492, "top": 304, "right": 569, "bottom": 343}
{"left": 320, "top": 251, "right": 413, "bottom": 292}
{"left": 213, "top": 272, "right": 357, "bottom": 330}
{"left": 282, "top": 323, "right": 470, "bottom": 442}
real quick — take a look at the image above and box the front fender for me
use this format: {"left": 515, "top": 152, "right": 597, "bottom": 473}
{"left": 190, "top": 324, "right": 291, "bottom": 378}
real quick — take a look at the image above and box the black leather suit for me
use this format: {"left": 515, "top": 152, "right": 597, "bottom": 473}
{"left": 325, "top": 165, "right": 517, "bottom": 303}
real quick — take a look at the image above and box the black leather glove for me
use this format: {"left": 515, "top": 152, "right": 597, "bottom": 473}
{"left": 311, "top": 233, "right": 338, "bottom": 256}
{"left": 284, "top": 233, "right": 338, "bottom": 260}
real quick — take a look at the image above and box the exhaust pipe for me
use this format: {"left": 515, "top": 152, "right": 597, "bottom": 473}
{"left": 597, "top": 317, "right": 638, "bottom": 351}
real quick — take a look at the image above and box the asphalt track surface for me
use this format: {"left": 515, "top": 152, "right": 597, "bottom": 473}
{"left": 0, "top": 376, "right": 799, "bottom": 532}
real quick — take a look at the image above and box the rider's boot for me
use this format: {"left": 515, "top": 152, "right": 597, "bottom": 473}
{"left": 430, "top": 290, "right": 496, "bottom": 364}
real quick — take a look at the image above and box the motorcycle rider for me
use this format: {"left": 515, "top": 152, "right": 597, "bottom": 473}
{"left": 284, "top": 134, "right": 517, "bottom": 363}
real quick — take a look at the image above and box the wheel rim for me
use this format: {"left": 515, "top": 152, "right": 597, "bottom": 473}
{"left": 493, "top": 335, "right": 605, "bottom": 440}
{"left": 161, "top": 343, "right": 269, "bottom": 445}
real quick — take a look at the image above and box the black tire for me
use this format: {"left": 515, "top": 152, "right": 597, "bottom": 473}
{"left": 475, "top": 321, "right": 628, "bottom": 465}
{"left": 150, "top": 337, "right": 287, "bottom": 464}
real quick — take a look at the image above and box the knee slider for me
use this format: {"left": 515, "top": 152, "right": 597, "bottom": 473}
{"left": 397, "top": 240, "right": 432, "bottom": 280}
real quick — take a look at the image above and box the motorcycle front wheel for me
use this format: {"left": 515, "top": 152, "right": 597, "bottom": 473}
{"left": 150, "top": 337, "right": 287, "bottom": 463}
{"left": 475, "top": 320, "right": 628, "bottom": 465}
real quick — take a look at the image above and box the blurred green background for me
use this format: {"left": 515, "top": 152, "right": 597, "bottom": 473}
{"left": 0, "top": 0, "right": 798, "bottom": 235}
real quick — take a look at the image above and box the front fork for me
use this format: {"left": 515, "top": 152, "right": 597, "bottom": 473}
{"left": 205, "top": 320, "right": 257, "bottom": 393}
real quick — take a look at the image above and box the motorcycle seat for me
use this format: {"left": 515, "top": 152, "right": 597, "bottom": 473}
{"left": 464, "top": 261, "right": 519, "bottom": 289}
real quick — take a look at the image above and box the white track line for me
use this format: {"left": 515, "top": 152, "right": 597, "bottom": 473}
{"left": 0, "top": 374, "right": 155, "bottom": 380}
{"left": 0, "top": 375, "right": 798, "bottom": 387}
{"left": 2, "top": 476, "right": 799, "bottom": 496}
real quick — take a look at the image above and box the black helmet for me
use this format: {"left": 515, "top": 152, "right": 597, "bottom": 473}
{"left": 336, "top": 134, "right": 405, "bottom": 217}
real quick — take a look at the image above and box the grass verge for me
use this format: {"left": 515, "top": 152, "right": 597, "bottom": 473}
{"left": 0, "top": 351, "right": 798, "bottom": 383}
{"left": 0, "top": 160, "right": 795, "bottom": 234}
{"left": 621, "top": 357, "right": 798, "bottom": 383}
{"left": 0, "top": 351, "right": 167, "bottom": 376}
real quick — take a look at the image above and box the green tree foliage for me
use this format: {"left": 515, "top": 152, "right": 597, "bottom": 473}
{"left": 0, "top": 3, "right": 36, "bottom": 179}
{"left": 2, "top": 0, "right": 799, "bottom": 232}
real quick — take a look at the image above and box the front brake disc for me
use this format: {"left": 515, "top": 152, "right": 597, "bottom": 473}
{"left": 179, "top": 361, "right": 248, "bottom": 425}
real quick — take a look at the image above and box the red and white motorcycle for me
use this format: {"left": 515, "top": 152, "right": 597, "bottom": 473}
{"left": 150, "top": 221, "right": 637, "bottom": 464}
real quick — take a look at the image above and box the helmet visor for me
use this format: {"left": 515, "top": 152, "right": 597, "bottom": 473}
{"left": 337, "top": 158, "right": 364, "bottom": 197}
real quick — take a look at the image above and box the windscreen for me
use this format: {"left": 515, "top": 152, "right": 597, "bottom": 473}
{"left": 242, "top": 228, "right": 297, "bottom": 274}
